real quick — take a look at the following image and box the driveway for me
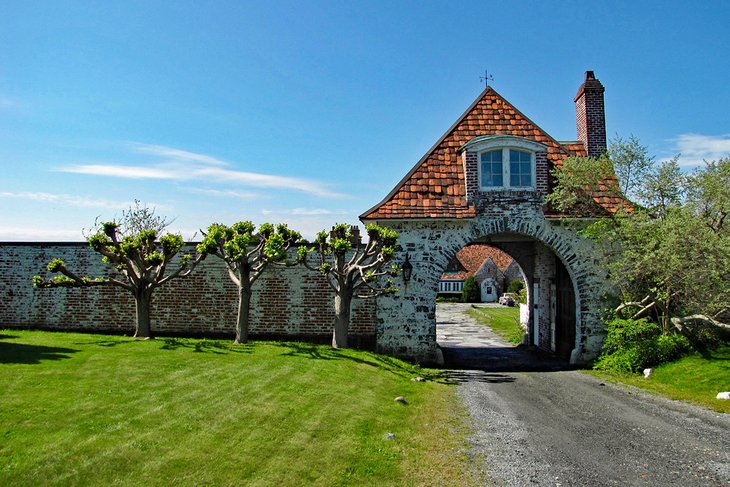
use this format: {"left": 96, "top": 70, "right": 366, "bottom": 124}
{"left": 436, "top": 303, "right": 730, "bottom": 486}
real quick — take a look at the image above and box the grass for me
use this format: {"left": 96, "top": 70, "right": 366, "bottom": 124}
{"left": 587, "top": 345, "right": 730, "bottom": 414}
{"left": 466, "top": 305, "right": 525, "bottom": 345}
{"left": 0, "top": 330, "right": 483, "bottom": 486}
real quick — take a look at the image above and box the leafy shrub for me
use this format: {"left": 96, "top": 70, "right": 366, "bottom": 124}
{"left": 462, "top": 276, "right": 480, "bottom": 303}
{"left": 594, "top": 318, "right": 690, "bottom": 373}
{"left": 506, "top": 279, "right": 524, "bottom": 294}
{"left": 506, "top": 279, "right": 527, "bottom": 304}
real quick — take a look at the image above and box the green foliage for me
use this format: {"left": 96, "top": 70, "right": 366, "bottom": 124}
{"left": 609, "top": 134, "right": 655, "bottom": 202}
{"left": 199, "top": 221, "right": 300, "bottom": 266}
{"left": 594, "top": 318, "right": 691, "bottom": 373}
{"left": 545, "top": 153, "right": 621, "bottom": 215}
{"left": 550, "top": 135, "right": 730, "bottom": 327}
{"left": 47, "top": 258, "right": 65, "bottom": 272}
{"left": 506, "top": 279, "right": 527, "bottom": 305}
{"left": 461, "top": 276, "right": 480, "bottom": 303}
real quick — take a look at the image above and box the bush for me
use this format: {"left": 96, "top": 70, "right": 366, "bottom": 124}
{"left": 462, "top": 276, "right": 480, "bottom": 303}
{"left": 506, "top": 279, "right": 524, "bottom": 294}
{"left": 506, "top": 279, "right": 527, "bottom": 304}
{"left": 594, "top": 318, "right": 691, "bottom": 373}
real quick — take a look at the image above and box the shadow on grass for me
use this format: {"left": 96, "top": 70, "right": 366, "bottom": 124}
{"left": 0, "top": 333, "right": 19, "bottom": 340}
{"left": 0, "top": 341, "right": 78, "bottom": 364}
{"left": 276, "top": 342, "right": 452, "bottom": 382}
{"left": 160, "top": 337, "right": 253, "bottom": 354}
{"left": 74, "top": 337, "right": 138, "bottom": 348}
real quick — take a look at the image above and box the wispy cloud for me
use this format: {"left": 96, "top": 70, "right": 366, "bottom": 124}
{"left": 0, "top": 191, "right": 134, "bottom": 209}
{"left": 670, "top": 133, "right": 730, "bottom": 167}
{"left": 131, "top": 143, "right": 229, "bottom": 167}
{"left": 58, "top": 144, "right": 344, "bottom": 198}
{"left": 187, "top": 188, "right": 264, "bottom": 199}
{"left": 63, "top": 164, "right": 177, "bottom": 179}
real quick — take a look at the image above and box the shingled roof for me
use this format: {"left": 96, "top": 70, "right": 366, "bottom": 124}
{"left": 440, "top": 244, "right": 514, "bottom": 281}
{"left": 360, "top": 86, "right": 623, "bottom": 220}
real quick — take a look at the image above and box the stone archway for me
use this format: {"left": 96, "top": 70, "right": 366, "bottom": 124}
{"left": 373, "top": 213, "right": 606, "bottom": 366}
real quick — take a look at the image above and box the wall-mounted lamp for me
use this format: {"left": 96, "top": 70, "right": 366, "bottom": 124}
{"left": 402, "top": 253, "right": 413, "bottom": 283}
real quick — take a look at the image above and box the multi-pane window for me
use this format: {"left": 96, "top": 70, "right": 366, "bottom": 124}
{"left": 509, "top": 150, "right": 532, "bottom": 187}
{"left": 480, "top": 150, "right": 503, "bottom": 187}
{"left": 479, "top": 148, "right": 533, "bottom": 189}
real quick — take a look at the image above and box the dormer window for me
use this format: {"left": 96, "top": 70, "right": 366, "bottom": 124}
{"left": 480, "top": 149, "right": 534, "bottom": 189}
{"left": 462, "top": 135, "right": 547, "bottom": 192}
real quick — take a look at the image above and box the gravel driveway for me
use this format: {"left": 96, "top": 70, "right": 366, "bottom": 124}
{"left": 437, "top": 303, "right": 730, "bottom": 486}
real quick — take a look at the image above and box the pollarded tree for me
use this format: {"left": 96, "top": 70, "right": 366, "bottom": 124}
{"left": 299, "top": 224, "right": 399, "bottom": 348}
{"left": 197, "top": 222, "right": 301, "bottom": 344}
{"left": 33, "top": 205, "right": 204, "bottom": 338}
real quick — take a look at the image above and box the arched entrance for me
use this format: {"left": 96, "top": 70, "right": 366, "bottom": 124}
{"left": 370, "top": 214, "right": 605, "bottom": 366}
{"left": 434, "top": 232, "right": 578, "bottom": 363}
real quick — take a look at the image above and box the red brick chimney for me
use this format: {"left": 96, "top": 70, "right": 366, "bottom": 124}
{"left": 574, "top": 71, "right": 606, "bottom": 157}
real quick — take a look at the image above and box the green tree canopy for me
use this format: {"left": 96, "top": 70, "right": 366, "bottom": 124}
{"left": 34, "top": 202, "right": 204, "bottom": 338}
{"left": 197, "top": 221, "right": 301, "bottom": 344}
{"left": 299, "top": 223, "right": 399, "bottom": 348}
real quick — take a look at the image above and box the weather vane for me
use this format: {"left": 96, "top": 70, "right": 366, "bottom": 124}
{"left": 480, "top": 69, "right": 494, "bottom": 88}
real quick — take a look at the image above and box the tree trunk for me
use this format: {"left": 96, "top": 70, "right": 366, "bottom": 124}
{"left": 133, "top": 287, "right": 153, "bottom": 338}
{"left": 235, "top": 283, "right": 252, "bottom": 344}
{"left": 332, "top": 291, "right": 352, "bottom": 348}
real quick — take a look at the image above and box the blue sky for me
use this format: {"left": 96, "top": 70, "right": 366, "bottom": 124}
{"left": 2, "top": 0, "right": 729, "bottom": 241}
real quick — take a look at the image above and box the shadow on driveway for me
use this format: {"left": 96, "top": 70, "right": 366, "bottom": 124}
{"left": 437, "top": 302, "right": 574, "bottom": 372}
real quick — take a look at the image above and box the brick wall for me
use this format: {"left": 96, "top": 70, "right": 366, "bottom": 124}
{"left": 0, "top": 243, "right": 376, "bottom": 346}
{"left": 574, "top": 71, "right": 606, "bottom": 158}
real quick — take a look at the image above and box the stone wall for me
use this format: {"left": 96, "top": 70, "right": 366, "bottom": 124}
{"left": 0, "top": 243, "right": 376, "bottom": 346}
{"left": 374, "top": 203, "right": 611, "bottom": 365}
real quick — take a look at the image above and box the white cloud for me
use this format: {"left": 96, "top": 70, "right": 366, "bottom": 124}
{"left": 63, "top": 164, "right": 177, "bottom": 179}
{"left": 58, "top": 143, "right": 344, "bottom": 198}
{"left": 670, "top": 133, "right": 730, "bottom": 167}
{"left": 0, "top": 191, "right": 133, "bottom": 209}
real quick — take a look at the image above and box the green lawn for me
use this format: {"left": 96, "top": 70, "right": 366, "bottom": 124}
{"left": 0, "top": 330, "right": 481, "bottom": 486}
{"left": 467, "top": 305, "right": 525, "bottom": 344}
{"left": 587, "top": 345, "right": 730, "bottom": 414}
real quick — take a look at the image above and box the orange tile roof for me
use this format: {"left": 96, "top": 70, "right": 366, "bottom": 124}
{"left": 456, "top": 244, "right": 513, "bottom": 275}
{"left": 360, "top": 87, "right": 623, "bottom": 220}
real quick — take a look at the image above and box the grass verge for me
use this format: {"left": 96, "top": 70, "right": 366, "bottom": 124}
{"left": 0, "top": 330, "right": 482, "bottom": 486}
{"left": 586, "top": 345, "right": 730, "bottom": 414}
{"left": 467, "top": 306, "right": 524, "bottom": 345}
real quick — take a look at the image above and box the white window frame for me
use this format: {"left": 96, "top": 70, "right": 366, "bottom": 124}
{"left": 461, "top": 135, "right": 547, "bottom": 192}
